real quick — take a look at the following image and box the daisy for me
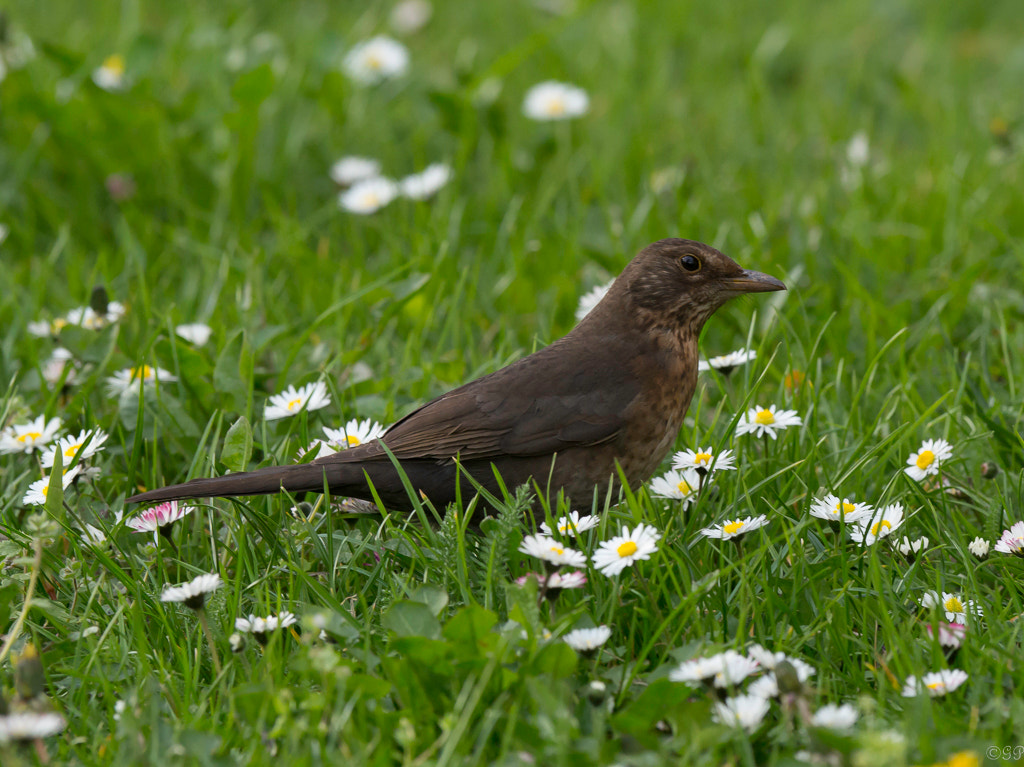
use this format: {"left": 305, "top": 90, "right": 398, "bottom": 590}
{"left": 746, "top": 664, "right": 815, "bottom": 699}
{"left": 161, "top": 573, "right": 222, "bottom": 611}
{"left": 175, "top": 323, "right": 213, "bottom": 346}
{"left": 897, "top": 535, "right": 929, "bottom": 559}
{"left": 42, "top": 348, "right": 76, "bottom": 386}
{"left": 699, "top": 515, "right": 769, "bottom": 541}
{"left": 669, "top": 653, "right": 726, "bottom": 685}
{"left": 265, "top": 382, "right": 332, "bottom": 421}
{"left": 41, "top": 428, "right": 109, "bottom": 468}
{"left": 574, "top": 279, "right": 613, "bottom": 322}
{"left": 343, "top": 36, "right": 409, "bottom": 85}
{"left": 711, "top": 651, "right": 760, "bottom": 688}
{"left": 105, "top": 365, "right": 178, "bottom": 396}
{"left": 811, "top": 703, "right": 858, "bottom": 731}
{"left": 296, "top": 439, "right": 336, "bottom": 461}
{"left": 235, "top": 611, "right": 298, "bottom": 644}
{"left": 0, "top": 711, "right": 67, "bottom": 741}
{"left": 994, "top": 521, "right": 1024, "bottom": 556}
{"left": 849, "top": 503, "right": 905, "bottom": 545}
{"left": 926, "top": 622, "right": 967, "bottom": 650}
{"left": 712, "top": 694, "right": 770, "bottom": 732}
{"left": 648, "top": 468, "right": 703, "bottom": 508}
{"left": 921, "top": 591, "right": 982, "bottom": 624}
{"left": 968, "top": 537, "right": 989, "bottom": 559}
{"left": 522, "top": 81, "right": 589, "bottom": 121}
{"left": 746, "top": 645, "right": 816, "bottom": 680}
{"left": 544, "top": 570, "right": 587, "bottom": 589}
{"left": 324, "top": 418, "right": 386, "bottom": 448}
{"left": 698, "top": 348, "right": 757, "bottom": 374}
{"left": 904, "top": 439, "right": 953, "bottom": 481}
{"left": 339, "top": 176, "right": 399, "bottom": 215}
{"left": 127, "top": 500, "right": 195, "bottom": 533}
{"left": 27, "top": 317, "right": 65, "bottom": 337}
{"left": 591, "top": 523, "right": 660, "bottom": 576}
{"left": 901, "top": 669, "right": 968, "bottom": 697}
{"left": 92, "top": 54, "right": 127, "bottom": 91}
{"left": 517, "top": 534, "right": 587, "bottom": 568}
{"left": 562, "top": 626, "right": 611, "bottom": 653}
{"left": 0, "top": 415, "right": 62, "bottom": 454}
{"left": 22, "top": 466, "right": 81, "bottom": 506}
{"left": 390, "top": 0, "right": 432, "bottom": 33}
{"left": 329, "top": 156, "right": 382, "bottom": 186}
{"left": 846, "top": 132, "right": 870, "bottom": 168}
{"left": 540, "top": 510, "right": 599, "bottom": 537}
{"left": 735, "top": 404, "right": 802, "bottom": 439}
{"left": 399, "top": 163, "right": 451, "bottom": 200}
{"left": 808, "top": 494, "right": 873, "bottom": 524}
{"left": 672, "top": 446, "right": 736, "bottom": 475}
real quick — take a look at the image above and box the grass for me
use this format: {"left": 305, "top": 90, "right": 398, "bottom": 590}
{"left": 2, "top": 0, "right": 1024, "bottom": 763}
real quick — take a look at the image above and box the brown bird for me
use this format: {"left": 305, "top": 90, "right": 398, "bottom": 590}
{"left": 127, "top": 239, "right": 784, "bottom": 513}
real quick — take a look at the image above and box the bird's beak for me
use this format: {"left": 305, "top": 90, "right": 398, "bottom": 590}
{"left": 722, "top": 269, "right": 787, "bottom": 294}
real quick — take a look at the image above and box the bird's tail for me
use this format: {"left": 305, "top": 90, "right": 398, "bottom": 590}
{"left": 126, "top": 463, "right": 339, "bottom": 505}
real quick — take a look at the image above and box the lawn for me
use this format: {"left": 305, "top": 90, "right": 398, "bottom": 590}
{"left": 2, "top": 0, "right": 1024, "bottom": 764}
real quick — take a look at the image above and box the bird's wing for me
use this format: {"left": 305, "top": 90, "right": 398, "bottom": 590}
{"left": 314, "top": 339, "right": 641, "bottom": 465}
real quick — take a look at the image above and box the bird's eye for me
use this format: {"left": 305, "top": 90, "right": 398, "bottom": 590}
{"left": 679, "top": 254, "right": 701, "bottom": 272}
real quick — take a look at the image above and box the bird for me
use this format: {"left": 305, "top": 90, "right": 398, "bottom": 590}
{"left": 127, "top": 238, "right": 785, "bottom": 514}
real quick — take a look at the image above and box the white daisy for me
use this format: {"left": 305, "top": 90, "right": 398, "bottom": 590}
{"left": 901, "top": 669, "right": 968, "bottom": 697}
{"left": 574, "top": 279, "right": 613, "bottom": 322}
{"left": 808, "top": 494, "right": 873, "bottom": 524}
{"left": 926, "top": 622, "right": 966, "bottom": 649}
{"left": 42, "top": 347, "right": 76, "bottom": 386}
{"left": 0, "top": 711, "right": 67, "bottom": 741}
{"left": 522, "top": 81, "right": 589, "bottom": 121}
{"left": 669, "top": 653, "right": 726, "bottom": 684}
{"left": 517, "top": 534, "right": 587, "bottom": 568}
{"left": 672, "top": 446, "right": 736, "bottom": 474}
{"left": 161, "top": 573, "right": 222, "bottom": 611}
{"left": 711, "top": 651, "right": 760, "bottom": 688}
{"left": 698, "top": 348, "right": 757, "bottom": 373}
{"left": 846, "top": 132, "right": 870, "bottom": 168}
{"left": 904, "top": 439, "right": 953, "bottom": 481}
{"left": 0, "top": 415, "right": 62, "bottom": 454}
{"left": 329, "top": 156, "right": 382, "bottom": 186}
{"left": 746, "top": 645, "right": 816, "bottom": 680}
{"left": 897, "top": 535, "right": 929, "bottom": 559}
{"left": 994, "top": 521, "right": 1024, "bottom": 556}
{"left": 591, "top": 523, "right": 660, "bottom": 577}
{"left": 921, "top": 590, "right": 982, "bottom": 624}
{"left": 127, "top": 500, "right": 195, "bottom": 533}
{"left": 562, "top": 626, "right": 611, "bottom": 653}
{"left": 699, "top": 515, "right": 769, "bottom": 541}
{"left": 265, "top": 382, "right": 332, "bottom": 421}
{"left": 235, "top": 611, "right": 298, "bottom": 644}
{"left": 746, "top": 674, "right": 780, "bottom": 700}
{"left": 323, "top": 418, "right": 386, "bottom": 448}
{"left": 175, "top": 323, "right": 213, "bottom": 346}
{"left": 735, "top": 404, "right": 802, "bottom": 439}
{"left": 22, "top": 466, "right": 81, "bottom": 506}
{"left": 849, "top": 503, "right": 905, "bottom": 545}
{"left": 339, "top": 176, "right": 399, "bottom": 215}
{"left": 811, "top": 703, "right": 858, "bottom": 731}
{"left": 540, "top": 511, "right": 599, "bottom": 537}
{"left": 41, "top": 428, "right": 109, "bottom": 468}
{"left": 342, "top": 36, "right": 409, "bottom": 85}
{"left": 968, "top": 536, "right": 990, "bottom": 559}
{"left": 296, "top": 439, "right": 336, "bottom": 461}
{"left": 544, "top": 570, "right": 587, "bottom": 589}
{"left": 105, "top": 365, "right": 178, "bottom": 396}
{"left": 712, "top": 694, "right": 770, "bottom": 732}
{"left": 390, "top": 0, "right": 432, "bottom": 33}
{"left": 648, "top": 468, "right": 703, "bottom": 508}
{"left": 92, "top": 54, "right": 127, "bottom": 91}
{"left": 399, "top": 163, "right": 451, "bottom": 200}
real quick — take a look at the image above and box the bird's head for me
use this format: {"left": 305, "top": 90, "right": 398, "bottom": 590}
{"left": 615, "top": 238, "right": 786, "bottom": 329}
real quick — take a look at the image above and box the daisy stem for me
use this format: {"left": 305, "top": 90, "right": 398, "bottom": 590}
{"left": 197, "top": 607, "right": 223, "bottom": 676}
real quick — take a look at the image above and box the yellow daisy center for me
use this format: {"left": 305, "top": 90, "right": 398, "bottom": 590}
{"left": 676, "top": 480, "right": 693, "bottom": 495}
{"left": 41, "top": 486, "right": 49, "bottom": 497}
{"left": 363, "top": 192, "right": 380, "bottom": 207}
{"left": 17, "top": 431, "right": 42, "bottom": 443}
{"left": 366, "top": 53, "right": 382, "bottom": 70}
{"left": 754, "top": 409, "right": 775, "bottom": 425}
{"left": 131, "top": 365, "right": 154, "bottom": 381}
{"left": 944, "top": 597, "right": 964, "bottom": 613}
{"left": 549, "top": 545, "right": 565, "bottom": 556}
{"left": 915, "top": 450, "right": 935, "bottom": 469}
{"left": 546, "top": 98, "right": 566, "bottom": 115}
{"left": 287, "top": 398, "right": 303, "bottom": 411}
{"left": 64, "top": 442, "right": 83, "bottom": 458}
{"left": 346, "top": 435, "right": 361, "bottom": 447}
{"left": 694, "top": 452, "right": 712, "bottom": 465}
{"left": 833, "top": 501, "right": 856, "bottom": 516}
{"left": 926, "top": 681, "right": 945, "bottom": 691}
{"left": 723, "top": 520, "right": 744, "bottom": 535}
{"left": 53, "top": 318, "right": 69, "bottom": 331}
{"left": 870, "top": 520, "right": 892, "bottom": 536}
{"left": 103, "top": 55, "right": 126, "bottom": 76}
{"left": 617, "top": 541, "right": 638, "bottom": 558}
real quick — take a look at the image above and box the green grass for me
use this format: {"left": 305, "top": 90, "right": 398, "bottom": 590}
{"left": 2, "top": 0, "right": 1024, "bottom": 763}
